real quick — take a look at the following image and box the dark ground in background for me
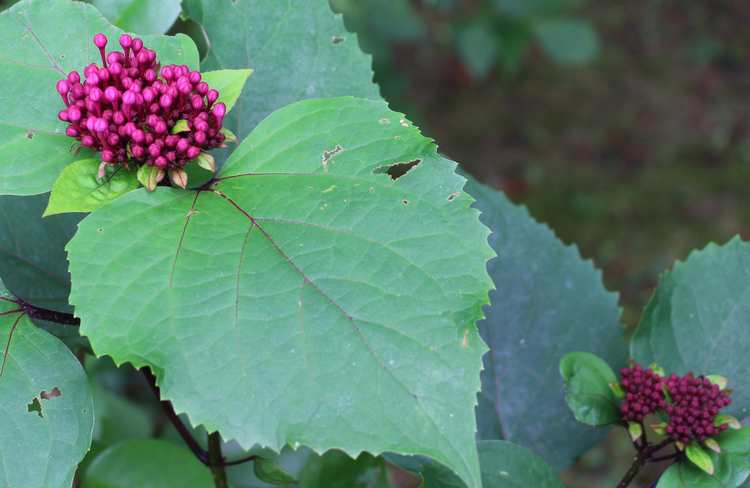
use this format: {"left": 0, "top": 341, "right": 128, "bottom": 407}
{"left": 367, "top": 1, "right": 750, "bottom": 486}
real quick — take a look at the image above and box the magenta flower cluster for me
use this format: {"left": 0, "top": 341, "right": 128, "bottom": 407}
{"left": 618, "top": 362, "right": 733, "bottom": 444}
{"left": 619, "top": 363, "right": 666, "bottom": 422}
{"left": 56, "top": 33, "right": 226, "bottom": 173}
{"left": 664, "top": 373, "right": 732, "bottom": 444}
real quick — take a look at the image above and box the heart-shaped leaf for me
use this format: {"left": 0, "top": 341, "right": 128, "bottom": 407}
{"left": 0, "top": 284, "right": 94, "bottom": 488}
{"left": 67, "top": 97, "right": 494, "bottom": 488}
{"left": 0, "top": 193, "right": 81, "bottom": 312}
{"left": 45, "top": 159, "right": 139, "bottom": 216}
{"left": 465, "top": 177, "right": 625, "bottom": 469}
{"left": 182, "top": 0, "right": 380, "bottom": 143}
{"left": 0, "top": 0, "right": 199, "bottom": 196}
{"left": 82, "top": 439, "right": 214, "bottom": 488}
{"left": 631, "top": 237, "right": 750, "bottom": 419}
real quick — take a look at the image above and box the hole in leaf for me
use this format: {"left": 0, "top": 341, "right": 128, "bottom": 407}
{"left": 402, "top": 199, "right": 409, "bottom": 205}
{"left": 321, "top": 144, "right": 344, "bottom": 170}
{"left": 373, "top": 160, "right": 421, "bottom": 180}
{"left": 331, "top": 35, "right": 344, "bottom": 44}
{"left": 27, "top": 387, "right": 61, "bottom": 418}
{"left": 26, "top": 131, "right": 34, "bottom": 139}
{"left": 448, "top": 192, "right": 459, "bottom": 202}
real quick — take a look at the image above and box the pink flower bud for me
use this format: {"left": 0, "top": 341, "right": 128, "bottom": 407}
{"left": 119, "top": 34, "right": 132, "bottom": 49}
{"left": 132, "top": 38, "right": 143, "bottom": 53}
{"left": 188, "top": 71, "right": 201, "bottom": 84}
{"left": 159, "top": 94, "right": 173, "bottom": 108}
{"left": 94, "top": 118, "right": 108, "bottom": 133}
{"left": 196, "top": 82, "right": 209, "bottom": 95}
{"left": 207, "top": 89, "right": 219, "bottom": 105}
{"left": 66, "top": 127, "right": 79, "bottom": 137}
{"left": 89, "top": 87, "right": 103, "bottom": 102}
{"left": 58, "top": 110, "right": 69, "bottom": 121}
{"left": 155, "top": 156, "right": 168, "bottom": 168}
{"left": 187, "top": 146, "right": 201, "bottom": 159}
{"left": 94, "top": 33, "right": 108, "bottom": 49}
{"left": 67, "top": 71, "right": 80, "bottom": 84}
{"left": 122, "top": 90, "right": 136, "bottom": 105}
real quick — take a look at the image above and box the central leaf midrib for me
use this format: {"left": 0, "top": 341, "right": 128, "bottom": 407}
{"left": 203, "top": 188, "right": 475, "bottom": 485}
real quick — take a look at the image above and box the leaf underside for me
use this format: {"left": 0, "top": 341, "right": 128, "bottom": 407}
{"left": 465, "top": 177, "right": 626, "bottom": 470}
{"left": 67, "top": 97, "right": 494, "bottom": 488}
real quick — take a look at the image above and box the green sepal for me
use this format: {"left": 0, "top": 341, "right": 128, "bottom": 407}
{"left": 704, "top": 438, "right": 721, "bottom": 454}
{"left": 168, "top": 168, "right": 188, "bottom": 189}
{"left": 195, "top": 152, "right": 216, "bottom": 173}
{"left": 715, "top": 414, "right": 742, "bottom": 430}
{"left": 706, "top": 375, "right": 728, "bottom": 391}
{"left": 137, "top": 165, "right": 165, "bottom": 192}
{"left": 685, "top": 442, "right": 715, "bottom": 475}
{"left": 628, "top": 422, "right": 643, "bottom": 442}
{"left": 220, "top": 127, "right": 237, "bottom": 143}
{"left": 171, "top": 120, "right": 190, "bottom": 134}
{"left": 649, "top": 362, "right": 666, "bottom": 377}
{"left": 650, "top": 422, "right": 667, "bottom": 436}
{"left": 609, "top": 382, "right": 625, "bottom": 399}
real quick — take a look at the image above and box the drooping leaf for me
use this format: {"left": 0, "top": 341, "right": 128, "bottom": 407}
{"left": 44, "top": 159, "right": 139, "bottom": 216}
{"left": 559, "top": 351, "right": 620, "bottom": 426}
{"left": 201, "top": 69, "right": 254, "bottom": 114}
{"left": 67, "top": 97, "right": 494, "bottom": 488}
{"left": 0, "top": 285, "right": 94, "bottom": 488}
{"left": 0, "top": 193, "right": 81, "bottom": 312}
{"left": 182, "top": 0, "right": 380, "bottom": 143}
{"left": 0, "top": 0, "right": 199, "bottom": 196}
{"left": 657, "top": 428, "right": 750, "bottom": 488}
{"left": 82, "top": 439, "right": 214, "bottom": 488}
{"left": 89, "top": 0, "right": 182, "bottom": 35}
{"left": 631, "top": 237, "right": 750, "bottom": 419}
{"left": 465, "top": 178, "right": 625, "bottom": 470}
{"left": 533, "top": 18, "right": 599, "bottom": 65}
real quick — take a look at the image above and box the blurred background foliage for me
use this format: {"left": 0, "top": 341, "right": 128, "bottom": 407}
{"left": 2, "top": 0, "right": 749, "bottom": 485}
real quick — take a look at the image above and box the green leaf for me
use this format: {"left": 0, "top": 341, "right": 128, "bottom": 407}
{"left": 477, "top": 440, "right": 565, "bottom": 488}
{"left": 200, "top": 69, "right": 253, "bottom": 114}
{"left": 0, "top": 0, "right": 199, "bottom": 196}
{"left": 716, "top": 415, "right": 743, "bottom": 431}
{"left": 0, "top": 286, "right": 94, "bottom": 488}
{"left": 82, "top": 439, "right": 213, "bottom": 488}
{"left": 628, "top": 421, "right": 643, "bottom": 442}
{"left": 631, "top": 237, "right": 750, "bottom": 419}
{"left": 67, "top": 97, "right": 494, "bottom": 488}
{"left": 89, "top": 0, "right": 182, "bottom": 35}
{"left": 560, "top": 351, "right": 620, "bottom": 426}
{"left": 707, "top": 375, "right": 729, "bottom": 391}
{"left": 172, "top": 119, "right": 191, "bottom": 134}
{"left": 298, "top": 450, "right": 390, "bottom": 488}
{"left": 254, "top": 456, "right": 298, "bottom": 485}
{"left": 465, "top": 177, "right": 625, "bottom": 469}
{"left": 137, "top": 164, "right": 165, "bottom": 192}
{"left": 687, "top": 443, "right": 716, "bottom": 475}
{"left": 657, "top": 429, "right": 750, "bottom": 488}
{"left": 221, "top": 127, "right": 238, "bottom": 143}
{"left": 533, "top": 18, "right": 599, "bottom": 65}
{"left": 44, "top": 159, "right": 139, "bottom": 216}
{"left": 0, "top": 193, "right": 81, "bottom": 311}
{"left": 183, "top": 0, "right": 380, "bottom": 144}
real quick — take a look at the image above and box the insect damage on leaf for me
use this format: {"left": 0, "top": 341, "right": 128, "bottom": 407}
{"left": 27, "top": 387, "right": 62, "bottom": 418}
{"left": 321, "top": 144, "right": 344, "bottom": 171}
{"left": 373, "top": 159, "right": 421, "bottom": 180}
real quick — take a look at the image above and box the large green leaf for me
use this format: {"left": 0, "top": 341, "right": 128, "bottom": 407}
{"left": 183, "top": 0, "right": 380, "bottom": 143}
{"left": 67, "top": 97, "right": 494, "bottom": 488}
{"left": 0, "top": 193, "right": 81, "bottom": 312}
{"left": 0, "top": 285, "right": 94, "bottom": 488}
{"left": 559, "top": 351, "right": 620, "bottom": 427}
{"left": 466, "top": 178, "right": 626, "bottom": 470}
{"left": 631, "top": 237, "right": 750, "bottom": 418}
{"left": 89, "top": 0, "right": 182, "bottom": 35}
{"left": 82, "top": 439, "right": 213, "bottom": 488}
{"left": 0, "top": 0, "right": 199, "bottom": 196}
{"left": 657, "top": 428, "right": 750, "bottom": 488}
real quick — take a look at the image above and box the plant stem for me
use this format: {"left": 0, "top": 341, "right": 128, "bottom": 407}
{"left": 18, "top": 300, "right": 80, "bottom": 326}
{"left": 208, "top": 432, "right": 228, "bottom": 488}
{"left": 617, "top": 439, "right": 675, "bottom": 488}
{"left": 142, "top": 368, "right": 210, "bottom": 463}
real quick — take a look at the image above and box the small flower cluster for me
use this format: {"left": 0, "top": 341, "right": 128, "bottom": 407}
{"left": 619, "top": 363, "right": 666, "bottom": 422}
{"left": 56, "top": 33, "right": 226, "bottom": 178}
{"left": 616, "top": 362, "right": 733, "bottom": 445}
{"left": 664, "top": 373, "right": 732, "bottom": 444}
